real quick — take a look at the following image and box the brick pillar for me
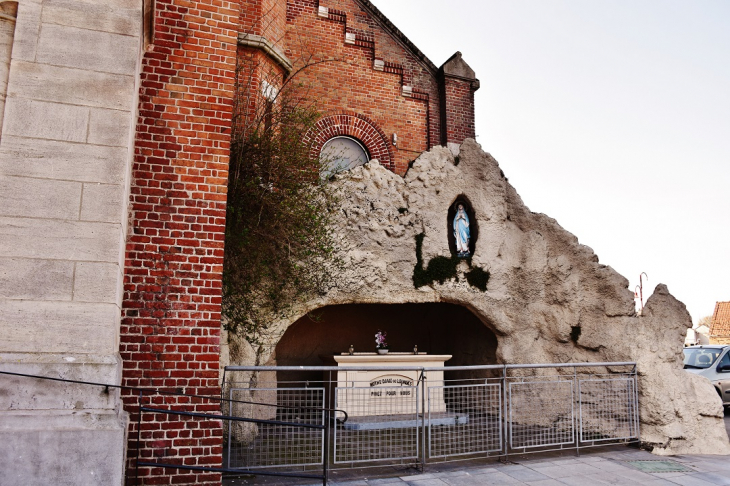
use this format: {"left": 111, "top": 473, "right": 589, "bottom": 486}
{"left": 438, "top": 51, "right": 480, "bottom": 152}
{"left": 120, "top": 0, "right": 239, "bottom": 484}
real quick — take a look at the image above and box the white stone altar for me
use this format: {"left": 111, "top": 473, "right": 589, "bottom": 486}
{"left": 325, "top": 353, "right": 452, "bottom": 418}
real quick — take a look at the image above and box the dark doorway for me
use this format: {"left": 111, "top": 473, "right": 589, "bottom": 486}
{"left": 274, "top": 302, "right": 499, "bottom": 384}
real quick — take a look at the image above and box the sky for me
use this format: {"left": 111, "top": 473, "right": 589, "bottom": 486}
{"left": 370, "top": 0, "right": 730, "bottom": 324}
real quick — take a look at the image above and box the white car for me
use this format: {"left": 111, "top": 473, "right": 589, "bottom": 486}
{"left": 683, "top": 345, "right": 730, "bottom": 407}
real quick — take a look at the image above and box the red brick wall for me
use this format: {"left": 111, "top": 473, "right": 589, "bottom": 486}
{"left": 120, "top": 0, "right": 240, "bottom": 483}
{"left": 442, "top": 76, "right": 476, "bottom": 145}
{"left": 239, "top": 0, "right": 286, "bottom": 42}
{"left": 284, "top": 0, "right": 439, "bottom": 175}
{"left": 239, "top": 0, "right": 263, "bottom": 35}
{"left": 238, "top": 0, "right": 478, "bottom": 176}
{"left": 236, "top": 0, "right": 288, "bottom": 131}
{"left": 262, "top": 0, "right": 287, "bottom": 43}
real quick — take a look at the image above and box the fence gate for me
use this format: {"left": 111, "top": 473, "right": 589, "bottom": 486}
{"left": 227, "top": 387, "right": 326, "bottom": 470}
{"left": 508, "top": 377, "right": 575, "bottom": 450}
{"left": 427, "top": 381, "right": 503, "bottom": 458}
{"left": 333, "top": 384, "right": 419, "bottom": 464}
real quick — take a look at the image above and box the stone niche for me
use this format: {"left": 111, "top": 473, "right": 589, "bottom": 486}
{"left": 225, "top": 139, "right": 730, "bottom": 456}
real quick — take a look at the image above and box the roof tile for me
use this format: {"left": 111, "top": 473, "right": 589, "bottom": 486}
{"left": 710, "top": 301, "right": 730, "bottom": 336}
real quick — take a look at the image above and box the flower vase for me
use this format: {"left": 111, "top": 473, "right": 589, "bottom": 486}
{"left": 377, "top": 348, "right": 388, "bottom": 355}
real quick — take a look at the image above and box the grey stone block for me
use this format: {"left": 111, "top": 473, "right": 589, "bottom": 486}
{"left": 439, "top": 476, "right": 484, "bottom": 486}
{"left": 0, "top": 257, "right": 73, "bottom": 300}
{"left": 0, "top": 19, "right": 14, "bottom": 103}
{"left": 367, "top": 478, "right": 406, "bottom": 484}
{"left": 442, "top": 473, "right": 518, "bottom": 486}
{"left": 87, "top": 107, "right": 133, "bottom": 147}
{"left": 7, "top": 60, "right": 137, "bottom": 110}
{"left": 4, "top": 98, "right": 88, "bottom": 142}
{"left": 691, "top": 472, "right": 730, "bottom": 485}
{"left": 36, "top": 23, "right": 138, "bottom": 75}
{"left": 41, "top": 0, "right": 141, "bottom": 36}
{"left": 0, "top": 216, "right": 121, "bottom": 262}
{"left": 404, "top": 474, "right": 436, "bottom": 481}
{"left": 11, "top": 0, "right": 42, "bottom": 62}
{"left": 590, "top": 460, "right": 638, "bottom": 473}
{"left": 0, "top": 135, "right": 128, "bottom": 184}
{"left": 668, "top": 475, "right": 723, "bottom": 486}
{"left": 84, "top": 0, "right": 140, "bottom": 9}
{"left": 74, "top": 261, "right": 121, "bottom": 304}
{"left": 405, "top": 479, "right": 449, "bottom": 486}
{"left": 523, "top": 479, "right": 569, "bottom": 486}
{"left": 80, "top": 183, "right": 125, "bottom": 223}
{"left": 558, "top": 474, "right": 612, "bottom": 485}
{"left": 531, "top": 463, "right": 602, "bottom": 479}
{"left": 431, "top": 471, "right": 469, "bottom": 479}
{"left": 0, "top": 300, "right": 119, "bottom": 354}
{"left": 0, "top": 353, "right": 122, "bottom": 410}
{"left": 0, "top": 175, "right": 82, "bottom": 219}
{"left": 613, "top": 467, "right": 663, "bottom": 483}
{"left": 0, "top": 410, "right": 127, "bottom": 486}
{"left": 502, "top": 466, "right": 552, "bottom": 482}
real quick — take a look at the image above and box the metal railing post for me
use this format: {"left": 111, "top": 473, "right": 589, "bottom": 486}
{"left": 502, "top": 365, "right": 509, "bottom": 463}
{"left": 227, "top": 386, "right": 232, "bottom": 469}
{"left": 323, "top": 408, "right": 330, "bottom": 486}
{"left": 420, "top": 368, "right": 426, "bottom": 471}
{"left": 136, "top": 389, "right": 143, "bottom": 486}
{"left": 574, "top": 366, "right": 580, "bottom": 457}
{"left": 633, "top": 365, "right": 640, "bottom": 440}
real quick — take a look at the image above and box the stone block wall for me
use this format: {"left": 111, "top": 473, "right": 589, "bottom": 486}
{"left": 0, "top": 0, "right": 142, "bottom": 483}
{"left": 119, "top": 0, "right": 240, "bottom": 483}
{"left": 0, "top": 2, "right": 17, "bottom": 131}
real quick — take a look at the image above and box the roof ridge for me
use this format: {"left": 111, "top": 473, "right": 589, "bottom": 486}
{"left": 317, "top": 1, "right": 432, "bottom": 100}
{"left": 354, "top": 0, "right": 439, "bottom": 75}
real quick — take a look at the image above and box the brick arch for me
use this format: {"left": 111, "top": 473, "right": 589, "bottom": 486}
{"left": 305, "top": 113, "right": 394, "bottom": 172}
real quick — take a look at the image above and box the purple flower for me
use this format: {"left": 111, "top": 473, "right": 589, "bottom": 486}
{"left": 375, "top": 330, "right": 388, "bottom": 349}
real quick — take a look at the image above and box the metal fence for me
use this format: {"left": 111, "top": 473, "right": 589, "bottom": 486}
{"left": 226, "top": 386, "right": 326, "bottom": 469}
{"left": 223, "top": 362, "right": 639, "bottom": 473}
{"left": 0, "top": 369, "right": 337, "bottom": 486}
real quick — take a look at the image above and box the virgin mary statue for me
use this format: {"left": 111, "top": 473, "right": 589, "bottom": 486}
{"left": 453, "top": 204, "right": 470, "bottom": 257}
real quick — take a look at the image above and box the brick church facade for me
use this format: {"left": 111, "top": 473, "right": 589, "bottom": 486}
{"left": 237, "top": 0, "right": 479, "bottom": 175}
{"left": 121, "top": 0, "right": 478, "bottom": 484}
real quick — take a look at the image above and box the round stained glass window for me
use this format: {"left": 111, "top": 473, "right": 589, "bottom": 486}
{"left": 320, "top": 136, "right": 369, "bottom": 177}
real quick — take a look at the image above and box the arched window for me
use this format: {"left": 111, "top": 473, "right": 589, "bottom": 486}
{"left": 320, "top": 136, "right": 369, "bottom": 176}
{"left": 305, "top": 113, "right": 394, "bottom": 172}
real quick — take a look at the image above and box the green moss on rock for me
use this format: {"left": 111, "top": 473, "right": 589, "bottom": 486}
{"left": 413, "top": 233, "right": 488, "bottom": 291}
{"left": 465, "top": 266, "right": 490, "bottom": 291}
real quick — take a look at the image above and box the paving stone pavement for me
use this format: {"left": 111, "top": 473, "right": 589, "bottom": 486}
{"left": 224, "top": 446, "right": 730, "bottom": 486}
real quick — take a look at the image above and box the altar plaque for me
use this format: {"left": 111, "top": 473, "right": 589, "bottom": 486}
{"left": 330, "top": 353, "right": 452, "bottom": 416}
